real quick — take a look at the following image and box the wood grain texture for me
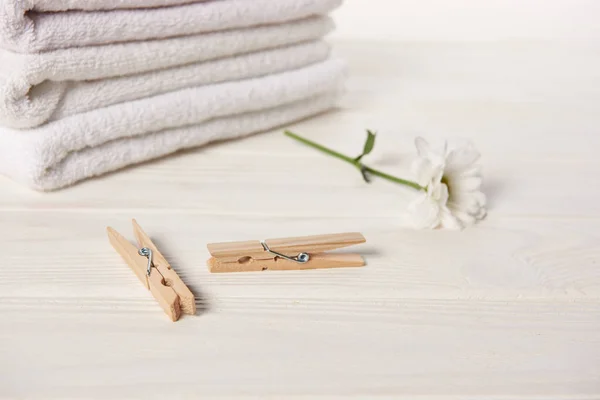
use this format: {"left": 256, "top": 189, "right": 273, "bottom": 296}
{"left": 209, "top": 232, "right": 365, "bottom": 257}
{"left": 208, "top": 252, "right": 366, "bottom": 272}
{"left": 206, "top": 229, "right": 367, "bottom": 272}
{"left": 1, "top": 40, "right": 600, "bottom": 398}
{"left": 107, "top": 225, "right": 182, "bottom": 321}
{"left": 133, "top": 219, "right": 196, "bottom": 316}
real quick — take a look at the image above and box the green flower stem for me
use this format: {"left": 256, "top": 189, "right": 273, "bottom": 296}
{"left": 284, "top": 130, "right": 425, "bottom": 191}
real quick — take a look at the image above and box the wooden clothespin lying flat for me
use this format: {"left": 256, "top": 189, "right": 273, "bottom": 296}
{"left": 106, "top": 219, "right": 195, "bottom": 321}
{"left": 207, "top": 232, "right": 366, "bottom": 273}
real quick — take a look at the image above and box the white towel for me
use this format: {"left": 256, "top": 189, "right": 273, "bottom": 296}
{"left": 0, "top": 16, "right": 333, "bottom": 129}
{"left": 0, "top": 0, "right": 342, "bottom": 52}
{"left": 0, "top": 59, "right": 346, "bottom": 191}
{"left": 22, "top": 0, "right": 201, "bottom": 9}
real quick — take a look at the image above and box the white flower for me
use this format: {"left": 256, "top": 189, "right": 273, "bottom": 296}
{"left": 407, "top": 137, "right": 486, "bottom": 230}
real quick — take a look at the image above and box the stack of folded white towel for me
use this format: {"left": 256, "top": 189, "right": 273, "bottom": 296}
{"left": 0, "top": 0, "right": 346, "bottom": 190}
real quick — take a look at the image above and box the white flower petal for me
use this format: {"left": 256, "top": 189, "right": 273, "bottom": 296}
{"left": 446, "top": 147, "right": 480, "bottom": 173}
{"left": 448, "top": 191, "right": 485, "bottom": 214}
{"left": 456, "top": 165, "right": 482, "bottom": 178}
{"left": 431, "top": 164, "right": 444, "bottom": 185}
{"left": 415, "top": 137, "right": 446, "bottom": 166}
{"left": 448, "top": 176, "right": 483, "bottom": 193}
{"left": 410, "top": 157, "right": 435, "bottom": 187}
{"left": 439, "top": 207, "right": 463, "bottom": 230}
{"left": 451, "top": 209, "right": 477, "bottom": 227}
{"left": 407, "top": 193, "right": 441, "bottom": 229}
{"left": 428, "top": 176, "right": 446, "bottom": 200}
{"left": 449, "top": 201, "right": 476, "bottom": 216}
{"left": 475, "top": 206, "right": 487, "bottom": 220}
{"left": 438, "top": 183, "right": 449, "bottom": 206}
{"left": 472, "top": 191, "right": 487, "bottom": 207}
{"left": 414, "top": 137, "right": 432, "bottom": 158}
{"left": 409, "top": 136, "right": 485, "bottom": 230}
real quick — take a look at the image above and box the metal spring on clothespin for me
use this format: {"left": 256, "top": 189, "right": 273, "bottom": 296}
{"left": 138, "top": 247, "right": 154, "bottom": 276}
{"left": 260, "top": 241, "right": 310, "bottom": 263}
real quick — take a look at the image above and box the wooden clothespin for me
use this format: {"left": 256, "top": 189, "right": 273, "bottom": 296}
{"left": 207, "top": 232, "right": 366, "bottom": 273}
{"left": 106, "top": 219, "right": 195, "bottom": 321}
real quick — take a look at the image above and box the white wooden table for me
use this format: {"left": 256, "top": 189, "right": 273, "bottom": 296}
{"left": 1, "top": 41, "right": 599, "bottom": 399}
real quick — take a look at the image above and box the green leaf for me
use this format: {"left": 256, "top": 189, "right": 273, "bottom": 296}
{"left": 362, "top": 130, "right": 376, "bottom": 156}
{"left": 360, "top": 166, "right": 371, "bottom": 183}
{"left": 354, "top": 129, "right": 377, "bottom": 163}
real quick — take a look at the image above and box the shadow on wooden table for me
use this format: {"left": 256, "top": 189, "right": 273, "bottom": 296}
{"left": 481, "top": 176, "right": 507, "bottom": 211}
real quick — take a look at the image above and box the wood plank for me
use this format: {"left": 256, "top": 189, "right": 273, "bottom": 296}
{"left": 1, "top": 298, "right": 598, "bottom": 398}
{"left": 0, "top": 150, "right": 599, "bottom": 218}
{"left": 1, "top": 212, "right": 599, "bottom": 300}
{"left": 1, "top": 40, "right": 599, "bottom": 399}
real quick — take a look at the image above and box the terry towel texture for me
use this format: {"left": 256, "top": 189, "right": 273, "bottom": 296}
{"left": 0, "top": 0, "right": 347, "bottom": 191}
{"left": 0, "top": 16, "right": 334, "bottom": 128}
{"left": 0, "top": 60, "right": 346, "bottom": 191}
{"left": 0, "top": 0, "right": 342, "bottom": 52}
